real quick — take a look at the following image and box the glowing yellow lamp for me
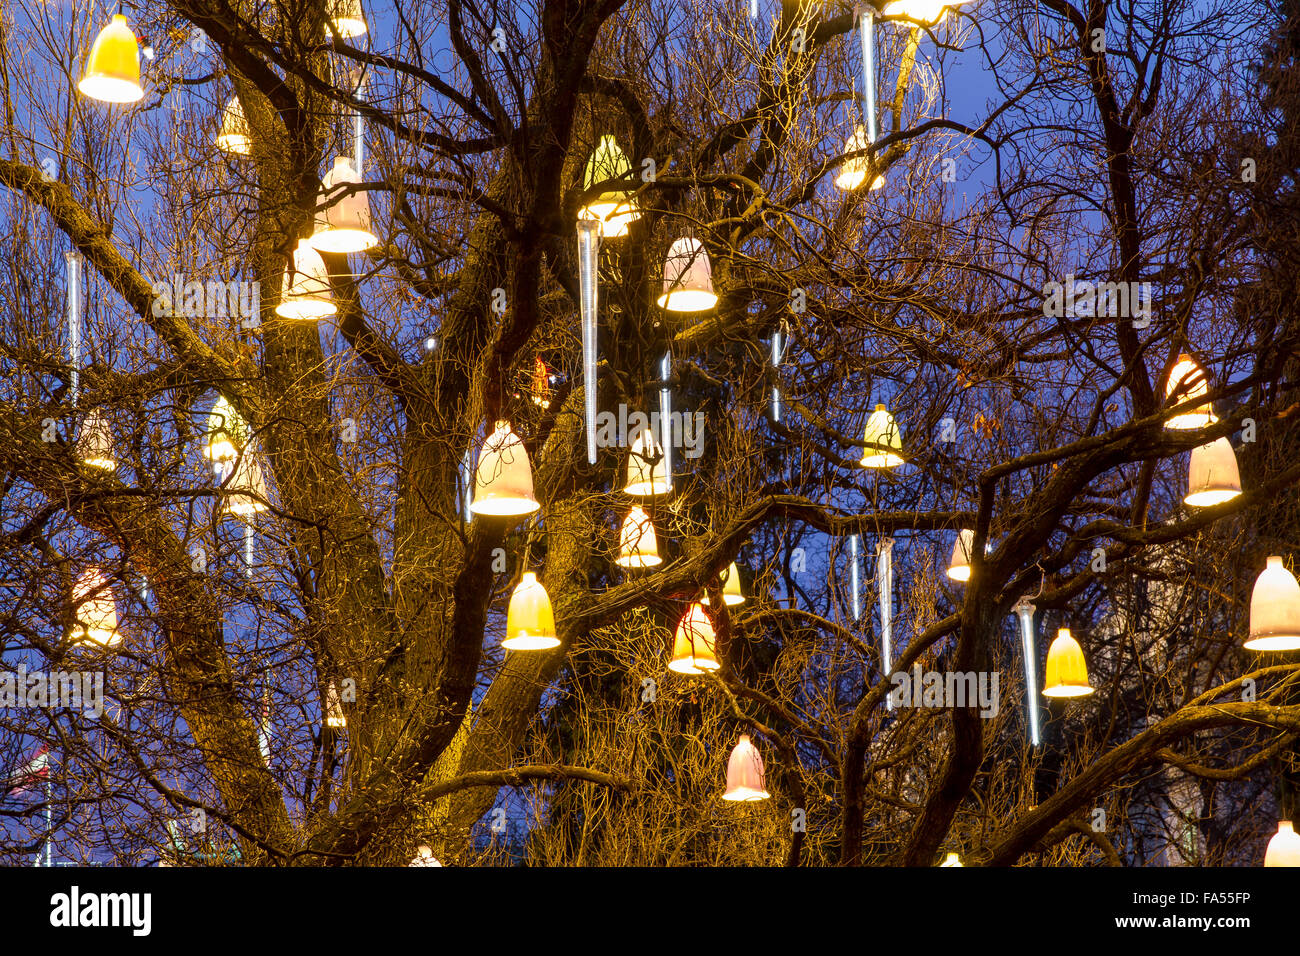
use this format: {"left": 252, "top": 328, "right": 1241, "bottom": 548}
{"left": 1043, "top": 628, "right": 1094, "bottom": 698}
{"left": 78, "top": 15, "right": 144, "bottom": 104}
{"left": 503, "top": 571, "right": 560, "bottom": 650}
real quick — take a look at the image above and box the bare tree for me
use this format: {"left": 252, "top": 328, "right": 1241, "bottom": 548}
{"left": 0, "top": 0, "right": 1297, "bottom": 867}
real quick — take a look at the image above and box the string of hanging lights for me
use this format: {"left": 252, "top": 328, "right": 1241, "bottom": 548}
{"left": 49, "top": 1, "right": 1299, "bottom": 867}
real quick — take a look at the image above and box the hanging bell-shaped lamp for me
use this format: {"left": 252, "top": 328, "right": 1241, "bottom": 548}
{"left": 275, "top": 239, "right": 337, "bottom": 319}
{"left": 1043, "top": 628, "right": 1094, "bottom": 698}
{"left": 615, "top": 505, "right": 662, "bottom": 568}
{"left": 409, "top": 845, "right": 444, "bottom": 867}
{"left": 1245, "top": 556, "right": 1300, "bottom": 651}
{"left": 939, "top": 852, "right": 963, "bottom": 866}
{"left": 947, "top": 529, "right": 974, "bottom": 581}
{"left": 310, "top": 156, "right": 377, "bottom": 254}
{"left": 668, "top": 602, "right": 720, "bottom": 673}
{"left": 216, "top": 97, "right": 251, "bottom": 154}
{"left": 1185, "top": 436, "right": 1241, "bottom": 507}
{"left": 1163, "top": 353, "right": 1216, "bottom": 430}
{"left": 722, "top": 734, "right": 770, "bottom": 801}
{"left": 203, "top": 395, "right": 248, "bottom": 463}
{"left": 469, "top": 421, "right": 540, "bottom": 519}
{"left": 700, "top": 562, "right": 745, "bottom": 607}
{"left": 657, "top": 238, "right": 717, "bottom": 312}
{"left": 623, "top": 427, "right": 670, "bottom": 497}
{"left": 860, "top": 403, "right": 904, "bottom": 468}
{"left": 503, "top": 571, "right": 560, "bottom": 650}
{"left": 578, "top": 135, "right": 639, "bottom": 237}
{"left": 221, "top": 444, "right": 269, "bottom": 517}
{"left": 78, "top": 15, "right": 144, "bottom": 104}
{"left": 835, "top": 125, "right": 885, "bottom": 192}
{"left": 329, "top": 0, "right": 368, "bottom": 38}
{"left": 69, "top": 568, "right": 120, "bottom": 647}
{"left": 1265, "top": 821, "right": 1300, "bottom": 866}
{"left": 881, "top": 0, "right": 951, "bottom": 24}
{"left": 325, "top": 680, "right": 346, "bottom": 728}
{"left": 77, "top": 407, "right": 116, "bottom": 472}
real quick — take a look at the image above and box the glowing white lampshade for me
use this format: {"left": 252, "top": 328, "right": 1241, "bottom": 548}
{"left": 1163, "top": 353, "right": 1216, "bottom": 430}
{"left": 329, "top": 0, "right": 367, "bottom": 38}
{"left": 203, "top": 395, "right": 248, "bottom": 463}
{"left": 221, "top": 444, "right": 269, "bottom": 517}
{"left": 624, "top": 427, "right": 669, "bottom": 497}
{"left": 409, "top": 845, "right": 443, "bottom": 867}
{"left": 78, "top": 15, "right": 143, "bottom": 104}
{"left": 947, "top": 529, "right": 974, "bottom": 581}
{"left": 470, "top": 421, "right": 540, "bottom": 519}
{"left": 1265, "top": 821, "right": 1300, "bottom": 866}
{"left": 311, "top": 156, "right": 377, "bottom": 253}
{"left": 1246, "top": 556, "right": 1300, "bottom": 652}
{"left": 276, "top": 239, "right": 337, "bottom": 319}
{"left": 835, "top": 125, "right": 885, "bottom": 192}
{"left": 77, "top": 407, "right": 116, "bottom": 471}
{"left": 579, "top": 134, "right": 639, "bottom": 237}
{"left": 722, "top": 734, "right": 770, "bottom": 801}
{"left": 860, "top": 403, "right": 904, "bottom": 468}
{"left": 1185, "top": 437, "right": 1240, "bottom": 507}
{"left": 217, "top": 97, "right": 251, "bottom": 154}
{"left": 616, "top": 505, "right": 661, "bottom": 568}
{"left": 881, "top": 0, "right": 952, "bottom": 24}
{"left": 1043, "top": 628, "right": 1094, "bottom": 698}
{"left": 70, "top": 568, "right": 120, "bottom": 647}
{"left": 325, "top": 680, "right": 346, "bottom": 728}
{"left": 657, "top": 238, "right": 717, "bottom": 312}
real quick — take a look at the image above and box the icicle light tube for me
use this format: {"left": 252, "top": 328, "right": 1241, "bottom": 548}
{"left": 353, "top": 80, "right": 366, "bottom": 175}
{"left": 850, "top": 534, "right": 861, "bottom": 621}
{"left": 578, "top": 219, "right": 600, "bottom": 464}
{"left": 244, "top": 522, "right": 254, "bottom": 577}
{"left": 857, "top": 6, "right": 879, "bottom": 145}
{"left": 878, "top": 537, "right": 894, "bottom": 709}
{"left": 66, "top": 251, "right": 81, "bottom": 408}
{"left": 460, "top": 447, "right": 474, "bottom": 522}
{"left": 771, "top": 326, "right": 782, "bottom": 422}
{"left": 659, "top": 353, "right": 673, "bottom": 491}
{"left": 1014, "top": 600, "right": 1042, "bottom": 746}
